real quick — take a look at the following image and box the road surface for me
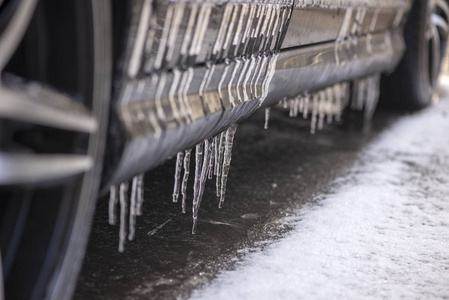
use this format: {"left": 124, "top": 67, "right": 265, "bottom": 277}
{"left": 75, "top": 81, "right": 449, "bottom": 299}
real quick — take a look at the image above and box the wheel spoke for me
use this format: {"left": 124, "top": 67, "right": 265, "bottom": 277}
{"left": 0, "top": 249, "right": 4, "bottom": 300}
{"left": 0, "top": 82, "right": 97, "bottom": 133}
{"left": 0, "top": 153, "right": 93, "bottom": 185}
{"left": 0, "top": 0, "right": 38, "bottom": 72}
{"left": 435, "top": 0, "right": 449, "bottom": 18}
{"left": 431, "top": 13, "right": 449, "bottom": 36}
{"left": 431, "top": 24, "right": 442, "bottom": 86}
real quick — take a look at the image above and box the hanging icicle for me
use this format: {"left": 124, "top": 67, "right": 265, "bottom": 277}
{"left": 172, "top": 151, "right": 184, "bottom": 203}
{"left": 136, "top": 174, "right": 144, "bottom": 216}
{"left": 264, "top": 107, "right": 271, "bottom": 129}
{"left": 181, "top": 148, "right": 192, "bottom": 214}
{"left": 216, "top": 131, "right": 225, "bottom": 197}
{"left": 364, "top": 74, "right": 381, "bottom": 121}
{"left": 310, "top": 93, "right": 319, "bottom": 134}
{"left": 108, "top": 185, "right": 118, "bottom": 225}
{"left": 218, "top": 124, "right": 238, "bottom": 209}
{"left": 118, "top": 182, "right": 129, "bottom": 252}
{"left": 128, "top": 173, "right": 145, "bottom": 241}
{"left": 108, "top": 173, "right": 145, "bottom": 252}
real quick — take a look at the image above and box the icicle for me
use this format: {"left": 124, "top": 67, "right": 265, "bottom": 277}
{"left": 364, "top": 74, "right": 380, "bottom": 121}
{"left": 303, "top": 93, "right": 310, "bottom": 119}
{"left": 334, "top": 83, "right": 342, "bottom": 122}
{"left": 289, "top": 99, "right": 294, "bottom": 117}
{"left": 108, "top": 185, "right": 118, "bottom": 225}
{"left": 119, "top": 182, "right": 129, "bottom": 253}
{"left": 299, "top": 95, "right": 304, "bottom": 113}
{"left": 310, "top": 93, "right": 319, "bottom": 134}
{"left": 351, "top": 80, "right": 359, "bottom": 110}
{"left": 219, "top": 124, "right": 238, "bottom": 209}
{"left": 136, "top": 174, "right": 144, "bottom": 216}
{"left": 264, "top": 107, "right": 271, "bottom": 129}
{"left": 358, "top": 79, "right": 367, "bottom": 110}
{"left": 181, "top": 149, "right": 192, "bottom": 214}
{"left": 318, "top": 91, "right": 325, "bottom": 131}
{"left": 129, "top": 176, "right": 138, "bottom": 241}
{"left": 192, "top": 142, "right": 204, "bottom": 223}
{"left": 216, "top": 132, "right": 225, "bottom": 197}
{"left": 282, "top": 98, "right": 288, "bottom": 109}
{"left": 192, "top": 139, "right": 213, "bottom": 234}
{"left": 326, "top": 87, "right": 333, "bottom": 124}
{"left": 293, "top": 97, "right": 299, "bottom": 117}
{"left": 208, "top": 138, "right": 215, "bottom": 180}
{"left": 352, "top": 78, "right": 366, "bottom": 111}
{"left": 214, "top": 135, "right": 220, "bottom": 176}
{"left": 172, "top": 152, "right": 184, "bottom": 203}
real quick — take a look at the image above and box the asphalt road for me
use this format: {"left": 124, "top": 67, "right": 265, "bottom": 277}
{"left": 75, "top": 99, "right": 407, "bottom": 299}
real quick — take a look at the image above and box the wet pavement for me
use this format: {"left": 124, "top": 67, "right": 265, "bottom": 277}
{"left": 75, "top": 104, "right": 404, "bottom": 299}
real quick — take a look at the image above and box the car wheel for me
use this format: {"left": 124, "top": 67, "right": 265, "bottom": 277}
{"left": 0, "top": 1, "right": 111, "bottom": 299}
{"left": 381, "top": 0, "right": 449, "bottom": 109}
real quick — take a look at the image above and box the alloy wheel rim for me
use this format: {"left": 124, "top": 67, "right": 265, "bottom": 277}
{"left": 426, "top": 0, "right": 449, "bottom": 88}
{"left": 0, "top": 1, "right": 110, "bottom": 299}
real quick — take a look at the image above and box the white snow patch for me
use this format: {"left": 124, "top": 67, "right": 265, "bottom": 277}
{"left": 191, "top": 99, "right": 449, "bottom": 299}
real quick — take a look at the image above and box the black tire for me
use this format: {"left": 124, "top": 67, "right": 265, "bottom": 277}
{"left": 0, "top": 1, "right": 111, "bottom": 299}
{"left": 381, "top": 0, "right": 449, "bottom": 109}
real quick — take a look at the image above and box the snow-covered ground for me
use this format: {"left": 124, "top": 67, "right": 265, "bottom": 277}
{"left": 191, "top": 94, "right": 449, "bottom": 299}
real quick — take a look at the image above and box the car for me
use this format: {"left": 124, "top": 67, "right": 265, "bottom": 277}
{"left": 1, "top": 0, "right": 448, "bottom": 299}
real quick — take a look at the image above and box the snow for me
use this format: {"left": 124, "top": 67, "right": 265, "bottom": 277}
{"left": 191, "top": 97, "right": 449, "bottom": 299}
